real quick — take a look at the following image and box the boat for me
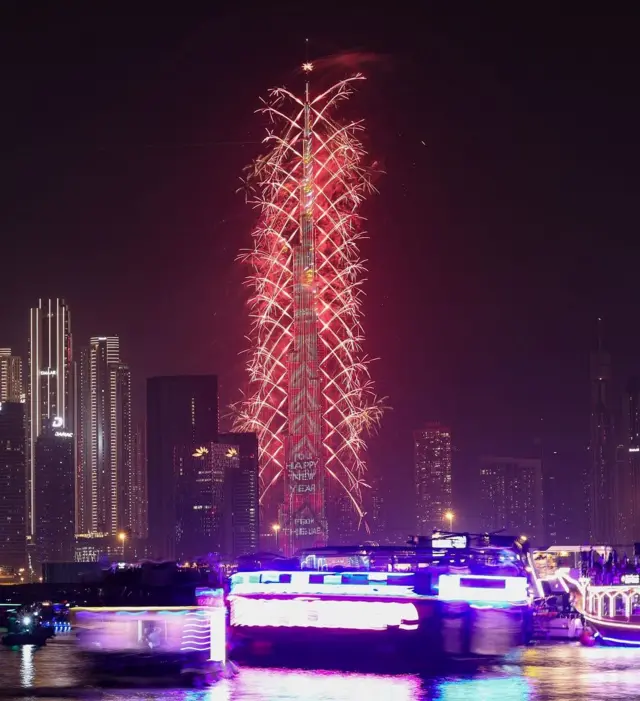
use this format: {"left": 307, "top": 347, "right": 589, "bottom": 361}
{"left": 228, "top": 534, "right": 533, "bottom": 668}
{"left": 532, "top": 597, "right": 583, "bottom": 640}
{"left": 1, "top": 612, "right": 53, "bottom": 647}
{"left": 72, "top": 563, "right": 234, "bottom": 686}
{"left": 579, "top": 572, "right": 640, "bottom": 646}
{"left": 529, "top": 546, "right": 640, "bottom": 647}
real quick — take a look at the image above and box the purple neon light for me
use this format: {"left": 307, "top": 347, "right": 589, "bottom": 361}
{"left": 229, "top": 596, "right": 419, "bottom": 631}
{"left": 437, "top": 574, "right": 528, "bottom": 603}
{"left": 229, "top": 570, "right": 416, "bottom": 598}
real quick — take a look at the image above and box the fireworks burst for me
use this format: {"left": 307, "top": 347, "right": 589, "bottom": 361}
{"left": 234, "top": 66, "right": 383, "bottom": 547}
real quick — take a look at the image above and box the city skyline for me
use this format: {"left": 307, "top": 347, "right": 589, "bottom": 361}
{"left": 1, "top": 8, "right": 640, "bottom": 546}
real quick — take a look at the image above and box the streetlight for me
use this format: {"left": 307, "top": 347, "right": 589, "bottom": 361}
{"left": 444, "top": 510, "right": 454, "bottom": 532}
{"left": 118, "top": 532, "right": 127, "bottom": 557}
{"left": 272, "top": 523, "right": 281, "bottom": 551}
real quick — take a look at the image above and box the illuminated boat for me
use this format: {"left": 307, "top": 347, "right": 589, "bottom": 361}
{"left": 580, "top": 573, "right": 640, "bottom": 646}
{"left": 228, "top": 536, "right": 533, "bottom": 666}
{"left": 72, "top": 587, "right": 230, "bottom": 686}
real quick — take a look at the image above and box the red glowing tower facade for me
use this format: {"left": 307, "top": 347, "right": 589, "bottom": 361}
{"left": 235, "top": 65, "right": 382, "bottom": 553}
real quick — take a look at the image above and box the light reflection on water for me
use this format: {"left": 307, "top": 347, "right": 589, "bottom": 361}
{"left": 0, "top": 640, "right": 639, "bottom": 700}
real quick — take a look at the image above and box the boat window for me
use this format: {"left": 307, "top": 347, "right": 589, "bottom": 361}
{"left": 278, "top": 574, "right": 292, "bottom": 584}
{"left": 602, "top": 597, "right": 610, "bottom": 617}
{"left": 615, "top": 594, "right": 626, "bottom": 617}
{"left": 308, "top": 574, "right": 324, "bottom": 584}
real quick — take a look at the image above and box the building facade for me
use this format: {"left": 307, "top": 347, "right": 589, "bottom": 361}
{"left": 76, "top": 337, "right": 132, "bottom": 536}
{"left": 130, "top": 422, "right": 148, "bottom": 539}
{"left": 75, "top": 346, "right": 90, "bottom": 534}
{"left": 28, "top": 298, "right": 73, "bottom": 535}
{"left": 115, "top": 362, "right": 132, "bottom": 532}
{"left": 219, "top": 432, "right": 259, "bottom": 556}
{"left": 0, "top": 349, "right": 23, "bottom": 403}
{"left": 0, "top": 402, "right": 26, "bottom": 569}
{"left": 414, "top": 423, "right": 453, "bottom": 535}
{"left": 479, "top": 456, "right": 543, "bottom": 543}
{"left": 146, "top": 376, "right": 218, "bottom": 560}
{"left": 35, "top": 423, "right": 75, "bottom": 563}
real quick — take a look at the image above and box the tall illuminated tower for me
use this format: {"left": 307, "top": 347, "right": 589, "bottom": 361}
{"left": 79, "top": 336, "right": 132, "bottom": 536}
{"left": 414, "top": 423, "right": 452, "bottom": 534}
{"left": 235, "top": 64, "right": 382, "bottom": 552}
{"left": 28, "top": 298, "right": 73, "bottom": 535}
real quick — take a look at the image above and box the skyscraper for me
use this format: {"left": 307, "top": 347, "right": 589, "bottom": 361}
{"left": 235, "top": 68, "right": 382, "bottom": 554}
{"left": 219, "top": 432, "right": 259, "bottom": 556}
{"left": 35, "top": 421, "right": 75, "bottom": 563}
{"left": 28, "top": 298, "right": 73, "bottom": 535}
{"left": 89, "top": 336, "right": 119, "bottom": 534}
{"left": 79, "top": 337, "right": 132, "bottom": 536}
{"left": 0, "top": 349, "right": 23, "bottom": 403}
{"left": 130, "top": 423, "right": 147, "bottom": 539}
{"left": 588, "top": 319, "right": 615, "bottom": 544}
{"left": 479, "top": 457, "right": 543, "bottom": 542}
{"left": 75, "top": 346, "right": 90, "bottom": 534}
{"left": 0, "top": 402, "right": 26, "bottom": 569}
{"left": 115, "top": 362, "right": 132, "bottom": 532}
{"left": 414, "top": 423, "right": 453, "bottom": 534}
{"left": 147, "top": 376, "right": 218, "bottom": 559}
{"left": 175, "top": 442, "right": 228, "bottom": 560}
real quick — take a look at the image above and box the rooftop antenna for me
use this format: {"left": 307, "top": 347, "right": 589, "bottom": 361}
{"left": 597, "top": 316, "right": 604, "bottom": 352}
{"left": 302, "top": 37, "right": 313, "bottom": 89}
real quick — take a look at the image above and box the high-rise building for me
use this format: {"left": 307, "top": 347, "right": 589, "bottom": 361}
{"left": 146, "top": 376, "right": 218, "bottom": 559}
{"left": 479, "top": 456, "right": 543, "bottom": 543}
{"left": 76, "top": 338, "right": 132, "bottom": 536}
{"left": 88, "top": 336, "right": 119, "bottom": 535}
{"left": 219, "top": 432, "right": 259, "bottom": 556}
{"left": 588, "top": 319, "right": 615, "bottom": 544}
{"left": 130, "top": 423, "right": 148, "bottom": 539}
{"left": 35, "top": 421, "right": 75, "bottom": 563}
{"left": 115, "top": 362, "right": 132, "bottom": 532}
{"left": 175, "top": 437, "right": 259, "bottom": 560}
{"left": 0, "top": 402, "right": 26, "bottom": 569}
{"left": 75, "top": 346, "right": 90, "bottom": 534}
{"left": 543, "top": 450, "right": 583, "bottom": 544}
{"left": 0, "top": 349, "right": 23, "bottom": 403}
{"left": 175, "top": 442, "right": 228, "bottom": 560}
{"left": 28, "top": 298, "right": 73, "bottom": 535}
{"left": 414, "top": 423, "right": 453, "bottom": 535}
{"left": 368, "top": 474, "right": 387, "bottom": 543}
{"left": 235, "top": 68, "right": 382, "bottom": 554}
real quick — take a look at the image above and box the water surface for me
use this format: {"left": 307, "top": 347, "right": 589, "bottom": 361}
{"left": 0, "top": 639, "right": 637, "bottom": 700}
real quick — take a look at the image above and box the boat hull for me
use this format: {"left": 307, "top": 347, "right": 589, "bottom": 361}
{"left": 230, "top": 599, "right": 530, "bottom": 669}
{"left": 587, "top": 618, "right": 640, "bottom": 646}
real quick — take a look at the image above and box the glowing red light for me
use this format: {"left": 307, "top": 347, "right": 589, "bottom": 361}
{"left": 235, "top": 69, "right": 382, "bottom": 551}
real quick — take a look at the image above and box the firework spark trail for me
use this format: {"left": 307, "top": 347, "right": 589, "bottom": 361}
{"left": 235, "top": 68, "right": 383, "bottom": 544}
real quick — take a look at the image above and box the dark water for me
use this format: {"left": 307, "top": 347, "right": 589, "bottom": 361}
{"left": 0, "top": 638, "right": 639, "bottom": 700}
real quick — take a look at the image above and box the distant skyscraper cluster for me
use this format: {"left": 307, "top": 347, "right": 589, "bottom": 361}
{"left": 414, "top": 423, "right": 453, "bottom": 535}
{"left": 0, "top": 299, "right": 260, "bottom": 576}
{"left": 146, "top": 375, "right": 259, "bottom": 562}
{"left": 479, "top": 456, "right": 543, "bottom": 542}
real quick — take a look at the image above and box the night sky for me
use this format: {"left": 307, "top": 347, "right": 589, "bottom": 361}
{"left": 2, "top": 5, "right": 639, "bottom": 532}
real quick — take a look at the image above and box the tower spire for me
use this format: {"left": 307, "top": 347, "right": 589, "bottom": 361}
{"left": 302, "top": 38, "right": 313, "bottom": 80}
{"left": 597, "top": 316, "right": 604, "bottom": 352}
